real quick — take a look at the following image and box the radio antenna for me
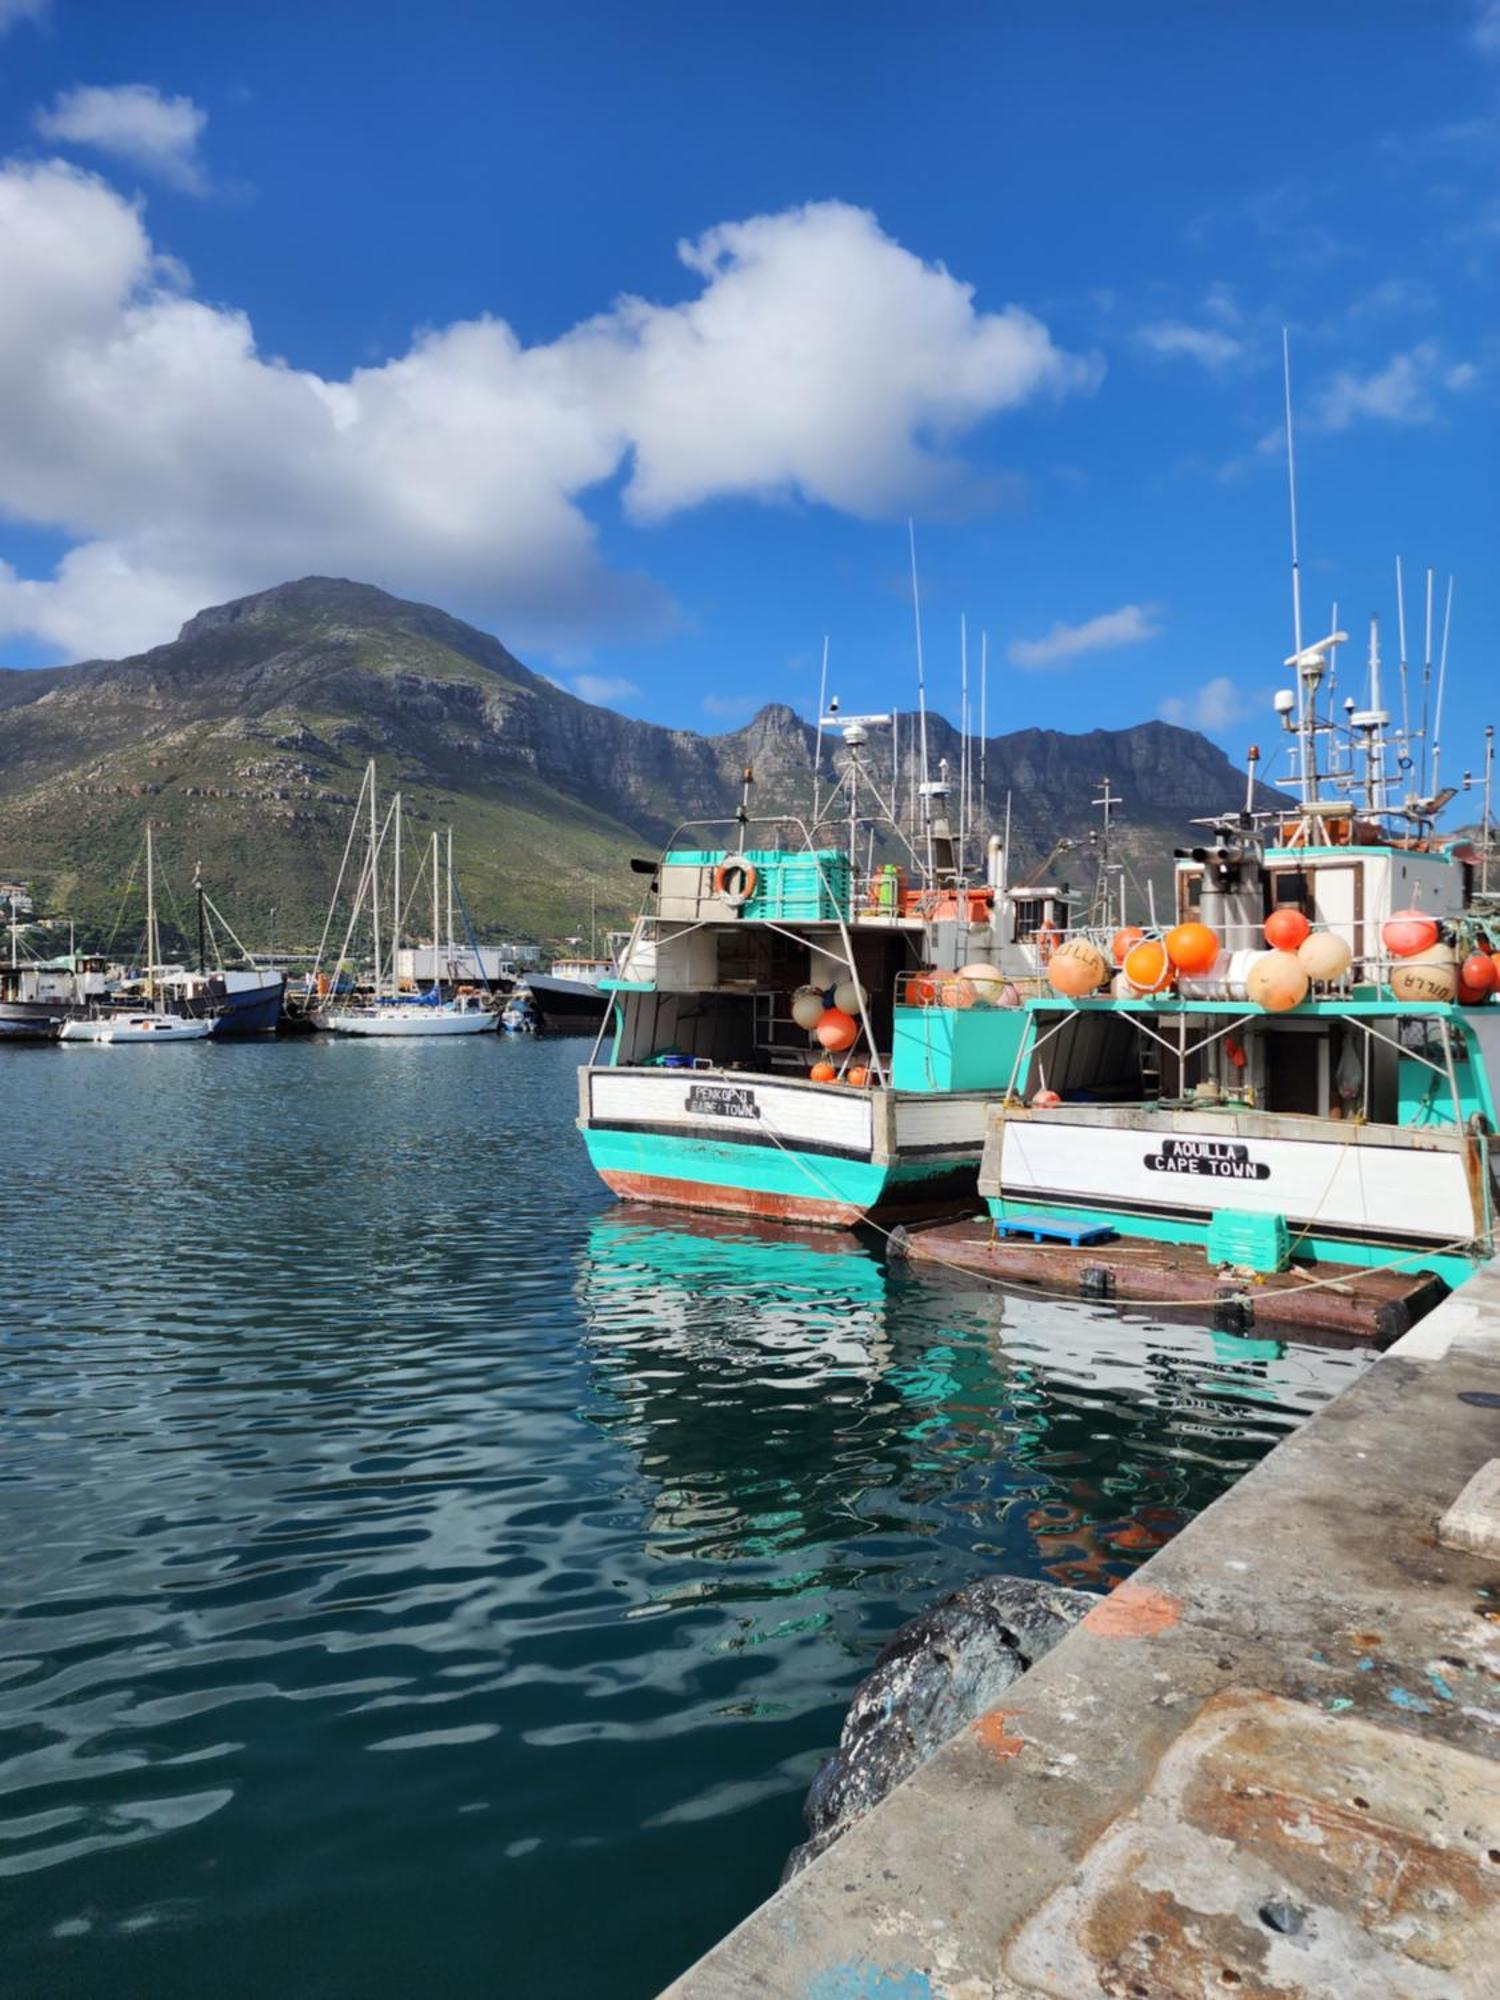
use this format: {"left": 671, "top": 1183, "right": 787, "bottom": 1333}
{"left": 979, "top": 629, "right": 988, "bottom": 826}
{"left": 1395, "top": 556, "right": 1412, "bottom": 781}
{"left": 1432, "top": 576, "right": 1454, "bottom": 797}
{"left": 1421, "top": 567, "right": 1434, "bottom": 794}
{"left": 811, "top": 635, "right": 830, "bottom": 828}
{"left": 908, "top": 519, "right": 934, "bottom": 878}
{"left": 964, "top": 608, "right": 976, "bottom": 876}
{"left": 1282, "top": 329, "right": 1306, "bottom": 798}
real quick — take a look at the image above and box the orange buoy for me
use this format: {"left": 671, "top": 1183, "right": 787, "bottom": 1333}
{"left": 1031, "top": 1088, "right": 1062, "bottom": 1108}
{"left": 906, "top": 972, "right": 935, "bottom": 1008}
{"left": 1264, "top": 907, "right": 1311, "bottom": 951}
{"left": 1122, "top": 938, "right": 1172, "bottom": 994}
{"left": 815, "top": 1007, "right": 858, "bottom": 1051}
{"left": 1383, "top": 909, "right": 1440, "bottom": 959}
{"left": 809, "top": 1059, "right": 837, "bottom": 1082}
{"left": 1046, "top": 937, "right": 1108, "bottom": 998}
{"left": 1164, "top": 922, "right": 1220, "bottom": 975}
{"left": 1461, "top": 952, "right": 1496, "bottom": 996}
{"left": 1110, "top": 925, "right": 1144, "bottom": 967}
{"left": 845, "top": 1065, "right": 870, "bottom": 1087}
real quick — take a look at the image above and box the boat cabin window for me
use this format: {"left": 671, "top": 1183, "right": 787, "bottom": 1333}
{"left": 1266, "top": 868, "right": 1312, "bottom": 919}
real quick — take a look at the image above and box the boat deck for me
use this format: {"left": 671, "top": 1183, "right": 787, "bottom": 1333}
{"left": 890, "top": 1215, "right": 1451, "bottom": 1344}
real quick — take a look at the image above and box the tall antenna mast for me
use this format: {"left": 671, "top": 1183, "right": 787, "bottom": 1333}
{"left": 979, "top": 630, "right": 988, "bottom": 824}
{"left": 1395, "top": 556, "right": 1412, "bottom": 790}
{"left": 811, "top": 635, "right": 830, "bottom": 828}
{"left": 1432, "top": 575, "right": 1454, "bottom": 797}
{"left": 908, "top": 518, "right": 934, "bottom": 878}
{"left": 964, "top": 612, "right": 976, "bottom": 880}
{"left": 1282, "top": 328, "right": 1307, "bottom": 798}
{"left": 1421, "top": 567, "right": 1434, "bottom": 794}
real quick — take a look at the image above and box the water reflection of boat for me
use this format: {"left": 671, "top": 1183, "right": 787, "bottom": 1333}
{"left": 574, "top": 1205, "right": 1370, "bottom": 1595}
{"left": 579, "top": 1204, "right": 891, "bottom": 1379}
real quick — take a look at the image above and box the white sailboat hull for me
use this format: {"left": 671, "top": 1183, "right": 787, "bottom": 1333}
{"left": 59, "top": 1013, "right": 213, "bottom": 1044}
{"left": 316, "top": 1005, "right": 495, "bottom": 1037}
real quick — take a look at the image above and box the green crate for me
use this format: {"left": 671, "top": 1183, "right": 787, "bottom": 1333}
{"left": 1207, "top": 1209, "right": 1291, "bottom": 1274}
{"left": 742, "top": 849, "right": 851, "bottom": 920}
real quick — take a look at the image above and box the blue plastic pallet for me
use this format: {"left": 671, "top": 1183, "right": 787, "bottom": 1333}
{"left": 994, "top": 1214, "right": 1118, "bottom": 1247}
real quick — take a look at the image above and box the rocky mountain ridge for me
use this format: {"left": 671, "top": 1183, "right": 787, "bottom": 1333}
{"left": 0, "top": 576, "right": 1286, "bottom": 946}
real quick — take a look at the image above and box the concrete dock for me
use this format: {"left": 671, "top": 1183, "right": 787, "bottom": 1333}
{"left": 662, "top": 1264, "right": 1500, "bottom": 1997}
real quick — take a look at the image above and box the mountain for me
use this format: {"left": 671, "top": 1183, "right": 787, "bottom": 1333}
{"left": 0, "top": 577, "right": 1287, "bottom": 951}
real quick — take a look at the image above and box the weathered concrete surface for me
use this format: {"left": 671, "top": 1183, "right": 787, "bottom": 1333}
{"left": 661, "top": 1260, "right": 1500, "bottom": 1999}
{"left": 1440, "top": 1456, "right": 1500, "bottom": 1561}
{"left": 785, "top": 1579, "right": 1093, "bottom": 1881}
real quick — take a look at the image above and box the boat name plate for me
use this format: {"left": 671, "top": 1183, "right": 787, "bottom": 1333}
{"left": 1144, "top": 1137, "right": 1271, "bottom": 1181}
{"left": 685, "top": 1083, "right": 761, "bottom": 1121}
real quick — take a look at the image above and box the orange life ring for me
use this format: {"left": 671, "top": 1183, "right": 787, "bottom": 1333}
{"left": 714, "top": 857, "right": 758, "bottom": 907}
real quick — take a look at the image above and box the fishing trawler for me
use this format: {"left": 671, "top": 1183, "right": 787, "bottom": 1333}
{"left": 310, "top": 762, "right": 496, "bottom": 1037}
{"left": 577, "top": 700, "right": 1044, "bottom": 1227}
{"left": 956, "top": 604, "right": 1500, "bottom": 1321}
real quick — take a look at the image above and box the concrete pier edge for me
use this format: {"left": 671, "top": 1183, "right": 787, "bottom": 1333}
{"left": 661, "top": 1262, "right": 1500, "bottom": 1998}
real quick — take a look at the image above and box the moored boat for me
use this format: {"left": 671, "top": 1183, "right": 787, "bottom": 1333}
{"left": 57, "top": 828, "right": 214, "bottom": 1046}
{"left": 578, "top": 711, "right": 1035, "bottom": 1227}
{"left": 962, "top": 615, "right": 1499, "bottom": 1312}
{"left": 309, "top": 763, "right": 497, "bottom": 1037}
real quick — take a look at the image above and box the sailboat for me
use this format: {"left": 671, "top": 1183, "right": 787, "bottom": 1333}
{"left": 312, "top": 763, "right": 496, "bottom": 1038}
{"left": 58, "top": 826, "right": 215, "bottom": 1044}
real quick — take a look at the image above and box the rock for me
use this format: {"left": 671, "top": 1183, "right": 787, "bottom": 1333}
{"left": 783, "top": 1576, "right": 1093, "bottom": 1881}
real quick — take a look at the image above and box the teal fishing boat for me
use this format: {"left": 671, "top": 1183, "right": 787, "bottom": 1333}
{"left": 578, "top": 711, "right": 1044, "bottom": 1227}
{"left": 974, "top": 612, "right": 1500, "bottom": 1301}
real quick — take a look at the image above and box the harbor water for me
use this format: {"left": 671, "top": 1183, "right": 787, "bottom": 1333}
{"left": 1, "top": 1038, "right": 1372, "bottom": 1999}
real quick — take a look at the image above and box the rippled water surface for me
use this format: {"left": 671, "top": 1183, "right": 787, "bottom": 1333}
{"left": 1, "top": 1037, "right": 1371, "bottom": 1998}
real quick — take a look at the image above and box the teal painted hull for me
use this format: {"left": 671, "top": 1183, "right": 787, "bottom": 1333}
{"left": 584, "top": 1127, "right": 973, "bottom": 1228}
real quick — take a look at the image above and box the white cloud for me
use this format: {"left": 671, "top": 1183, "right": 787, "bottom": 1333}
{"left": 1008, "top": 603, "right": 1161, "bottom": 671}
{"left": 1314, "top": 341, "right": 1463, "bottom": 430}
{"left": 0, "top": 0, "right": 49, "bottom": 32}
{"left": 1138, "top": 321, "right": 1244, "bottom": 369}
{"left": 0, "top": 174, "right": 1100, "bottom": 660}
{"left": 1159, "top": 676, "right": 1246, "bottom": 733}
{"left": 571, "top": 673, "right": 639, "bottom": 706}
{"left": 35, "top": 85, "right": 209, "bottom": 193}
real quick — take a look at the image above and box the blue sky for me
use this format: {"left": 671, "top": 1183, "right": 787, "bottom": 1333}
{"left": 0, "top": 0, "right": 1494, "bottom": 794}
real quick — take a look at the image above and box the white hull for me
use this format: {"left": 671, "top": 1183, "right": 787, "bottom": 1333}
{"left": 59, "top": 1012, "right": 213, "bottom": 1044}
{"left": 317, "top": 1004, "right": 495, "bottom": 1037}
{"left": 983, "top": 1103, "right": 1484, "bottom": 1251}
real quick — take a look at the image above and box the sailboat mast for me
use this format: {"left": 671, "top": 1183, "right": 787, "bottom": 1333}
{"left": 446, "top": 827, "right": 454, "bottom": 977}
{"left": 431, "top": 830, "right": 440, "bottom": 992}
{"left": 196, "top": 862, "right": 207, "bottom": 974}
{"left": 392, "top": 793, "right": 402, "bottom": 995}
{"left": 145, "top": 823, "right": 157, "bottom": 1007}
{"left": 369, "top": 761, "right": 381, "bottom": 1003}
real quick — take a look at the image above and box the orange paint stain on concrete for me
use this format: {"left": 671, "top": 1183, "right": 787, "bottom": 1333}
{"left": 973, "top": 1708, "right": 1025, "bottom": 1761}
{"left": 1082, "top": 1580, "right": 1183, "bottom": 1640}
